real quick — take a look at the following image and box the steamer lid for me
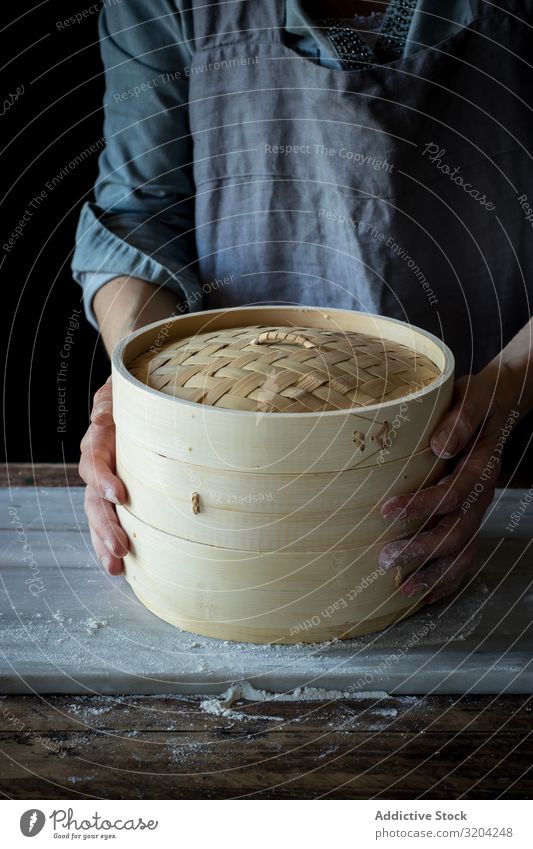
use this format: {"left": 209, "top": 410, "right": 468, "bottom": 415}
{"left": 128, "top": 324, "right": 441, "bottom": 413}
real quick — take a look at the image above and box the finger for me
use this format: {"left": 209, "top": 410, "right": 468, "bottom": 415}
{"left": 89, "top": 524, "right": 124, "bottom": 576}
{"left": 379, "top": 498, "right": 486, "bottom": 574}
{"left": 79, "top": 418, "right": 127, "bottom": 503}
{"left": 401, "top": 541, "right": 478, "bottom": 602}
{"left": 431, "top": 374, "right": 494, "bottom": 459}
{"left": 85, "top": 487, "right": 129, "bottom": 557}
{"left": 80, "top": 420, "right": 114, "bottom": 459}
{"left": 381, "top": 475, "right": 459, "bottom": 521}
{"left": 381, "top": 426, "right": 497, "bottom": 521}
{"left": 90, "top": 380, "right": 114, "bottom": 427}
{"left": 79, "top": 447, "right": 126, "bottom": 504}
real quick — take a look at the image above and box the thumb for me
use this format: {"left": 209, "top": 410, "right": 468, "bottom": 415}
{"left": 430, "top": 374, "right": 493, "bottom": 459}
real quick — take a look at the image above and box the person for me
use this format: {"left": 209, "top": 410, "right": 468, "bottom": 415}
{"left": 75, "top": 0, "right": 533, "bottom": 604}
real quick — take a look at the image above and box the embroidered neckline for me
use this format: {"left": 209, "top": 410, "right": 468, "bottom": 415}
{"left": 316, "top": 0, "right": 418, "bottom": 71}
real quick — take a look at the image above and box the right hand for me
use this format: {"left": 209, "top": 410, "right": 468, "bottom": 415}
{"left": 79, "top": 377, "right": 129, "bottom": 574}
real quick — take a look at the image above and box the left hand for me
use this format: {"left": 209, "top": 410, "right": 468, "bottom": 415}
{"left": 378, "top": 365, "right": 519, "bottom": 605}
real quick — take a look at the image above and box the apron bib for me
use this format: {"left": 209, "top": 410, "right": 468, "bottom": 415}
{"left": 187, "top": 0, "right": 533, "bottom": 376}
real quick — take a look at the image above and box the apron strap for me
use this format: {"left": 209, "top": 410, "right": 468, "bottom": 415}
{"left": 190, "top": 0, "right": 285, "bottom": 52}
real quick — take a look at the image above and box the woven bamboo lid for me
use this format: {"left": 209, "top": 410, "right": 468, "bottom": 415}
{"left": 129, "top": 324, "right": 440, "bottom": 413}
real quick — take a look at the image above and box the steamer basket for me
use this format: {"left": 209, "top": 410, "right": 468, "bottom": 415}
{"left": 112, "top": 306, "right": 454, "bottom": 644}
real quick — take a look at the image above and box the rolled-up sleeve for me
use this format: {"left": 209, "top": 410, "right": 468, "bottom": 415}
{"left": 72, "top": 0, "right": 202, "bottom": 328}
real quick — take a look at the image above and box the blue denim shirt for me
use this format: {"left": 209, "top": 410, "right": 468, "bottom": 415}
{"left": 72, "top": 0, "right": 473, "bottom": 328}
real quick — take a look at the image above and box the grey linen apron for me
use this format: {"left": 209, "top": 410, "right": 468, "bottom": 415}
{"left": 187, "top": 0, "right": 533, "bottom": 377}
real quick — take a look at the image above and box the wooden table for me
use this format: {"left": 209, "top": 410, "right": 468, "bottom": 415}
{"left": 1, "top": 464, "right": 532, "bottom": 800}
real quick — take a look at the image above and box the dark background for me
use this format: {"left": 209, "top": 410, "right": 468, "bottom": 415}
{"left": 2, "top": 2, "right": 108, "bottom": 463}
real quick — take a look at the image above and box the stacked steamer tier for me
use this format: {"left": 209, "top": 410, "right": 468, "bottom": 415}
{"left": 112, "top": 306, "right": 454, "bottom": 644}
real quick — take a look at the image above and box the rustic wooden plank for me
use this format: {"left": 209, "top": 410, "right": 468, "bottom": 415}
{"left": 0, "top": 463, "right": 83, "bottom": 488}
{"left": 1, "top": 727, "right": 531, "bottom": 799}
{"left": 1, "top": 695, "right": 532, "bottom": 735}
{"left": 1, "top": 694, "right": 532, "bottom": 799}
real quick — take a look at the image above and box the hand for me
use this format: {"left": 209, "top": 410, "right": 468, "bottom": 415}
{"left": 79, "top": 377, "right": 129, "bottom": 575}
{"left": 82, "top": 276, "right": 186, "bottom": 574}
{"left": 378, "top": 365, "right": 520, "bottom": 605}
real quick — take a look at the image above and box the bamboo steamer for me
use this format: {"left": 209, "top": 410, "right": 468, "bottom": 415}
{"left": 112, "top": 306, "right": 454, "bottom": 644}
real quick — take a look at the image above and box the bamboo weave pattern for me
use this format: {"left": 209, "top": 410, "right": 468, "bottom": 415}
{"left": 129, "top": 325, "right": 441, "bottom": 413}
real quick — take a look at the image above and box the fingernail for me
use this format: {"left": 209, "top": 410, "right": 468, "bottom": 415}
{"left": 104, "top": 538, "right": 117, "bottom": 555}
{"left": 382, "top": 505, "right": 407, "bottom": 520}
{"left": 101, "top": 554, "right": 111, "bottom": 571}
{"left": 92, "top": 406, "right": 109, "bottom": 420}
{"left": 379, "top": 550, "right": 397, "bottom": 570}
{"left": 432, "top": 432, "right": 458, "bottom": 458}
{"left": 105, "top": 487, "right": 119, "bottom": 504}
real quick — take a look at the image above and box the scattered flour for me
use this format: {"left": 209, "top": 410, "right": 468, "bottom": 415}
{"left": 85, "top": 618, "right": 107, "bottom": 635}
{"left": 372, "top": 707, "right": 399, "bottom": 717}
{"left": 345, "top": 579, "right": 487, "bottom": 649}
{"left": 0, "top": 565, "right": 491, "bottom": 698}
{"left": 199, "top": 681, "right": 390, "bottom": 718}
{"left": 67, "top": 695, "right": 116, "bottom": 719}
